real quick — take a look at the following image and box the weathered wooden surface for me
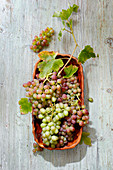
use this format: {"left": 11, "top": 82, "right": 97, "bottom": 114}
{"left": 0, "top": 0, "right": 113, "bottom": 170}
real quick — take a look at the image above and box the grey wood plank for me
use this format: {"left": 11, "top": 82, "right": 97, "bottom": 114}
{"left": 0, "top": 0, "right": 113, "bottom": 170}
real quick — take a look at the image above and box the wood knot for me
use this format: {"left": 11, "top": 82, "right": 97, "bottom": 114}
{"left": 106, "top": 88, "right": 112, "bottom": 93}
{"left": 104, "top": 37, "right": 113, "bottom": 49}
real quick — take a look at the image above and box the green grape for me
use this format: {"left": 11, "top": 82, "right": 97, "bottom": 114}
{"left": 50, "top": 130, "right": 54, "bottom": 135}
{"left": 52, "top": 97, "right": 56, "bottom": 102}
{"left": 42, "top": 127, "right": 46, "bottom": 132}
{"left": 56, "top": 108, "right": 61, "bottom": 113}
{"left": 46, "top": 126, "right": 50, "bottom": 131}
{"left": 46, "top": 95, "right": 51, "bottom": 99}
{"left": 58, "top": 113, "right": 63, "bottom": 118}
{"left": 56, "top": 121, "right": 61, "bottom": 125}
{"left": 38, "top": 114, "right": 44, "bottom": 119}
{"left": 45, "top": 141, "right": 50, "bottom": 146}
{"left": 59, "top": 103, "right": 64, "bottom": 108}
{"left": 56, "top": 125, "right": 60, "bottom": 129}
{"left": 43, "top": 138, "right": 48, "bottom": 143}
{"left": 55, "top": 115, "right": 59, "bottom": 121}
{"left": 40, "top": 108, "right": 46, "bottom": 114}
{"left": 56, "top": 103, "right": 60, "bottom": 108}
{"left": 40, "top": 123, "right": 46, "bottom": 128}
{"left": 46, "top": 107, "right": 51, "bottom": 112}
{"left": 42, "top": 118, "right": 46, "bottom": 123}
{"left": 51, "top": 126, "right": 56, "bottom": 131}
{"left": 64, "top": 103, "right": 68, "bottom": 108}
{"left": 65, "top": 107, "right": 71, "bottom": 111}
{"left": 48, "top": 122, "right": 54, "bottom": 127}
{"left": 45, "top": 131, "right": 50, "bottom": 137}
{"left": 46, "top": 116, "right": 51, "bottom": 122}
{"left": 63, "top": 110, "right": 68, "bottom": 116}
{"left": 54, "top": 129, "right": 58, "bottom": 134}
{"left": 51, "top": 136, "right": 58, "bottom": 141}
{"left": 51, "top": 144, "right": 55, "bottom": 148}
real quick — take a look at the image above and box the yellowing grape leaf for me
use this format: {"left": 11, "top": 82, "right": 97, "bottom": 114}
{"left": 38, "top": 51, "right": 58, "bottom": 61}
{"left": 19, "top": 98, "right": 32, "bottom": 114}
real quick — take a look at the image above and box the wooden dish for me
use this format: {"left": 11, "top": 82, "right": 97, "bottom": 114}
{"left": 32, "top": 52, "right": 84, "bottom": 150}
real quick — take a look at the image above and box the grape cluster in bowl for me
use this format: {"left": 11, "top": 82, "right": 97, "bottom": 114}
{"left": 30, "top": 27, "right": 54, "bottom": 53}
{"left": 23, "top": 72, "right": 89, "bottom": 149}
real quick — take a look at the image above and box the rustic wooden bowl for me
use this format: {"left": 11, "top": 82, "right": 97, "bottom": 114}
{"left": 32, "top": 52, "right": 84, "bottom": 150}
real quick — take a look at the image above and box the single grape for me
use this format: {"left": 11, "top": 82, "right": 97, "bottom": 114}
{"left": 77, "top": 111, "right": 83, "bottom": 116}
{"left": 51, "top": 136, "right": 58, "bottom": 141}
{"left": 71, "top": 119, "right": 76, "bottom": 124}
{"left": 63, "top": 110, "right": 68, "bottom": 116}
{"left": 71, "top": 115, "right": 77, "bottom": 120}
{"left": 40, "top": 123, "right": 46, "bottom": 128}
{"left": 42, "top": 93, "right": 46, "bottom": 98}
{"left": 79, "top": 121, "right": 84, "bottom": 126}
{"left": 51, "top": 126, "right": 56, "bottom": 131}
{"left": 52, "top": 97, "right": 56, "bottom": 102}
{"left": 70, "top": 126, "right": 75, "bottom": 132}
{"left": 40, "top": 108, "right": 46, "bottom": 114}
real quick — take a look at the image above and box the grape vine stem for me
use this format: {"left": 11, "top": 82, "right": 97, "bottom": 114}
{"left": 58, "top": 44, "right": 78, "bottom": 76}
{"left": 58, "top": 19, "right": 82, "bottom": 75}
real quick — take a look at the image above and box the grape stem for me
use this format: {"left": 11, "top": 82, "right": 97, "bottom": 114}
{"left": 64, "top": 28, "right": 72, "bottom": 34}
{"left": 58, "top": 19, "right": 82, "bottom": 75}
{"left": 58, "top": 44, "right": 77, "bottom": 76}
{"left": 43, "top": 73, "right": 52, "bottom": 84}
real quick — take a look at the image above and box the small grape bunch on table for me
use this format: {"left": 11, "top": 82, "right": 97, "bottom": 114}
{"left": 30, "top": 27, "right": 54, "bottom": 53}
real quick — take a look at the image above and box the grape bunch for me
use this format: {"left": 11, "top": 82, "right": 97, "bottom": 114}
{"left": 30, "top": 27, "right": 54, "bottom": 53}
{"left": 23, "top": 72, "right": 89, "bottom": 148}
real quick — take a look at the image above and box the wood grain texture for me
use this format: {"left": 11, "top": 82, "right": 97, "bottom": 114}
{"left": 0, "top": 0, "right": 113, "bottom": 170}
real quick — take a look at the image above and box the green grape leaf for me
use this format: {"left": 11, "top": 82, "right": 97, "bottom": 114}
{"left": 53, "top": 59, "right": 64, "bottom": 71}
{"left": 97, "top": 54, "right": 99, "bottom": 58}
{"left": 64, "top": 64, "right": 78, "bottom": 78}
{"left": 38, "top": 59, "right": 63, "bottom": 78}
{"left": 78, "top": 45, "right": 98, "bottom": 64}
{"left": 38, "top": 51, "right": 58, "bottom": 61}
{"left": 53, "top": 4, "right": 79, "bottom": 20}
{"left": 66, "top": 22, "right": 70, "bottom": 28}
{"left": 79, "top": 132, "right": 92, "bottom": 146}
{"left": 53, "top": 11, "right": 61, "bottom": 17}
{"left": 72, "top": 4, "right": 79, "bottom": 12}
{"left": 19, "top": 98, "right": 32, "bottom": 114}
{"left": 58, "top": 30, "right": 62, "bottom": 41}
{"left": 62, "top": 20, "right": 65, "bottom": 26}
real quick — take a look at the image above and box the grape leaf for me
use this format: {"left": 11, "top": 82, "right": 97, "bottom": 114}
{"left": 53, "top": 59, "right": 64, "bottom": 71}
{"left": 79, "top": 132, "right": 92, "bottom": 146}
{"left": 62, "top": 20, "right": 65, "bottom": 26}
{"left": 64, "top": 64, "right": 78, "bottom": 78}
{"left": 38, "top": 51, "right": 58, "bottom": 61}
{"left": 53, "top": 11, "right": 61, "bottom": 17}
{"left": 58, "top": 30, "right": 62, "bottom": 41}
{"left": 72, "top": 4, "right": 79, "bottom": 12}
{"left": 53, "top": 4, "right": 79, "bottom": 20}
{"left": 38, "top": 59, "right": 63, "bottom": 78}
{"left": 78, "top": 45, "right": 98, "bottom": 64}
{"left": 19, "top": 98, "right": 32, "bottom": 114}
{"left": 66, "top": 22, "right": 70, "bottom": 28}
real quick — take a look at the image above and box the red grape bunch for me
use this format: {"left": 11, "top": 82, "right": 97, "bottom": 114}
{"left": 30, "top": 27, "right": 54, "bottom": 53}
